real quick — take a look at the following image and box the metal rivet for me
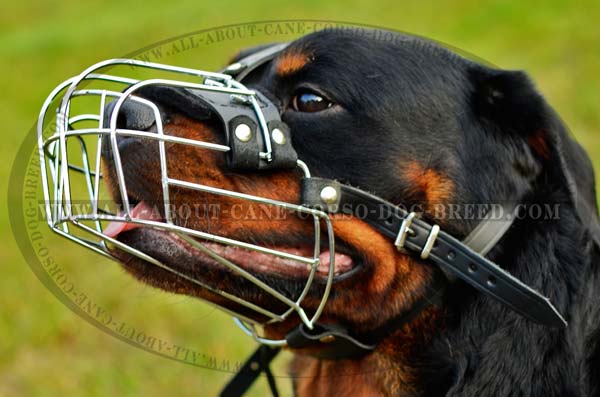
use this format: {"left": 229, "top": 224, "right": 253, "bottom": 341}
{"left": 320, "top": 186, "right": 338, "bottom": 204}
{"left": 271, "top": 128, "right": 286, "bottom": 145}
{"left": 234, "top": 123, "right": 252, "bottom": 142}
{"left": 250, "top": 361, "right": 260, "bottom": 371}
{"left": 319, "top": 335, "right": 336, "bottom": 343}
{"left": 225, "top": 62, "right": 244, "bottom": 72}
{"left": 230, "top": 94, "right": 250, "bottom": 105}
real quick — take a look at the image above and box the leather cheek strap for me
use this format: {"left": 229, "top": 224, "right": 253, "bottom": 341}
{"left": 301, "top": 177, "right": 567, "bottom": 328}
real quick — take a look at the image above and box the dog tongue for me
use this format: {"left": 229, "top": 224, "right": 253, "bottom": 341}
{"left": 103, "top": 201, "right": 161, "bottom": 238}
{"left": 318, "top": 251, "right": 354, "bottom": 275}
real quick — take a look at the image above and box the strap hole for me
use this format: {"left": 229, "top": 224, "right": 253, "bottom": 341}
{"left": 447, "top": 250, "right": 456, "bottom": 260}
{"left": 487, "top": 276, "right": 497, "bottom": 287}
{"left": 468, "top": 263, "right": 477, "bottom": 273}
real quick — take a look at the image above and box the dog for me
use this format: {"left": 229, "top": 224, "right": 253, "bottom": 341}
{"left": 100, "top": 29, "right": 600, "bottom": 396}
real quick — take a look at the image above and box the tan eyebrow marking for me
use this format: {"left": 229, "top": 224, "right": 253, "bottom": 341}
{"left": 275, "top": 50, "right": 311, "bottom": 77}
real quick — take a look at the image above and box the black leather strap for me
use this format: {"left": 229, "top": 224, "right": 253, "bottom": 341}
{"left": 221, "top": 43, "right": 289, "bottom": 81}
{"left": 462, "top": 204, "right": 516, "bottom": 256}
{"left": 219, "top": 345, "right": 281, "bottom": 397}
{"left": 174, "top": 88, "right": 297, "bottom": 171}
{"left": 301, "top": 177, "right": 567, "bottom": 328}
{"left": 286, "top": 323, "right": 376, "bottom": 359}
{"left": 285, "top": 269, "right": 446, "bottom": 359}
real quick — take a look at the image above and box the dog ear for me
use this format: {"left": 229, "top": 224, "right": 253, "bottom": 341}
{"left": 469, "top": 65, "right": 600, "bottom": 241}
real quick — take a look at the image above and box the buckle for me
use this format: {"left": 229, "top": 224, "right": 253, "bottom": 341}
{"left": 421, "top": 224, "right": 440, "bottom": 259}
{"left": 394, "top": 212, "right": 440, "bottom": 259}
{"left": 394, "top": 212, "right": 416, "bottom": 251}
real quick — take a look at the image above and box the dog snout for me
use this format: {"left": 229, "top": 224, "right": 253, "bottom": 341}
{"left": 101, "top": 98, "right": 160, "bottom": 160}
{"left": 103, "top": 98, "right": 157, "bottom": 132}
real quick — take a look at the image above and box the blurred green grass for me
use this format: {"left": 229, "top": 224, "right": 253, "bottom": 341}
{"left": 1, "top": 1, "right": 599, "bottom": 396}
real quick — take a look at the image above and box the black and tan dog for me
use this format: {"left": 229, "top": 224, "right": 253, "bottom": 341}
{"left": 101, "top": 29, "right": 600, "bottom": 396}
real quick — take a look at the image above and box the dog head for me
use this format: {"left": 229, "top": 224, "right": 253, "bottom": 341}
{"left": 99, "top": 29, "right": 599, "bottom": 343}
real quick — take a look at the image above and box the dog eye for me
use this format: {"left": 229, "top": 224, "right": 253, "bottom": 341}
{"left": 291, "top": 90, "right": 333, "bottom": 113}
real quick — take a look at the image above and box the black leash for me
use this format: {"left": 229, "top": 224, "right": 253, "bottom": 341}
{"left": 219, "top": 345, "right": 281, "bottom": 397}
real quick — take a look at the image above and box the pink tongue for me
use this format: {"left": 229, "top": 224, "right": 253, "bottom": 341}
{"left": 103, "top": 202, "right": 162, "bottom": 238}
{"left": 102, "top": 202, "right": 355, "bottom": 275}
{"left": 318, "top": 251, "right": 354, "bottom": 275}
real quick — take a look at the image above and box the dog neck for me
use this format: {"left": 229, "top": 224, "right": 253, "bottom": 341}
{"left": 414, "top": 197, "right": 598, "bottom": 396}
{"left": 290, "top": 306, "right": 440, "bottom": 397}
{"left": 291, "top": 198, "right": 599, "bottom": 396}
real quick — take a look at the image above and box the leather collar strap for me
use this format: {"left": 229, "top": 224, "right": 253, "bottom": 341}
{"left": 301, "top": 177, "right": 567, "bottom": 328}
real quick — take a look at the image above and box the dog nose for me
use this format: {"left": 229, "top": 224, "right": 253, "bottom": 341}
{"left": 103, "top": 98, "right": 156, "bottom": 131}
{"left": 101, "top": 99, "right": 158, "bottom": 159}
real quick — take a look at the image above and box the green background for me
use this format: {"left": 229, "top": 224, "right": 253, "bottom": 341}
{"left": 2, "top": 2, "right": 599, "bottom": 396}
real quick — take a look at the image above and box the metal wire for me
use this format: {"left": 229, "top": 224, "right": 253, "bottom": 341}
{"left": 37, "top": 59, "right": 336, "bottom": 346}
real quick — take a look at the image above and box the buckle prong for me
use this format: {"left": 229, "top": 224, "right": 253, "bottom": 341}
{"left": 395, "top": 212, "right": 416, "bottom": 251}
{"left": 421, "top": 225, "right": 440, "bottom": 259}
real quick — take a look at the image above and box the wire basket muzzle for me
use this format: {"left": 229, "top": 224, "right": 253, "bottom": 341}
{"left": 37, "top": 59, "right": 337, "bottom": 346}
